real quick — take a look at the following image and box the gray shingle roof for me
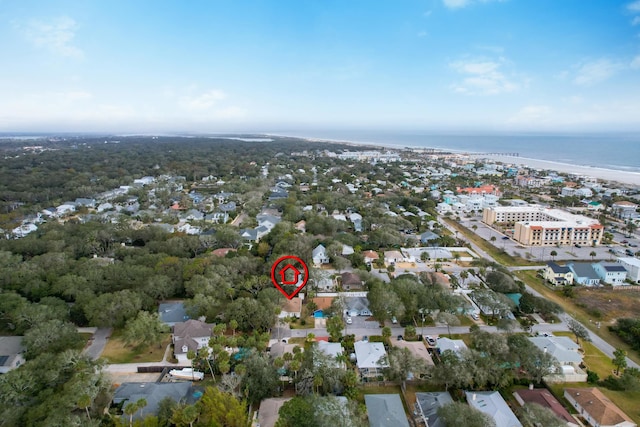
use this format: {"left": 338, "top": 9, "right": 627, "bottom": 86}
{"left": 364, "top": 394, "right": 410, "bottom": 427}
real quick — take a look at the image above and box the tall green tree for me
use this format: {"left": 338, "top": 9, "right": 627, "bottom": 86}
{"left": 437, "top": 402, "right": 496, "bottom": 427}
{"left": 613, "top": 348, "right": 628, "bottom": 376}
{"left": 123, "top": 311, "right": 168, "bottom": 348}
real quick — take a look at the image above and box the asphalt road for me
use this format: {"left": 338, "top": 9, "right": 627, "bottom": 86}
{"left": 82, "top": 327, "right": 112, "bottom": 360}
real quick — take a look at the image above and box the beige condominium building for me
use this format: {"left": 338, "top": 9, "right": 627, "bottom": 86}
{"left": 483, "top": 206, "right": 603, "bottom": 246}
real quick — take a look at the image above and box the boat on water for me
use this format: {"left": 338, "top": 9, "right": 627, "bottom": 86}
{"left": 168, "top": 368, "right": 204, "bottom": 381}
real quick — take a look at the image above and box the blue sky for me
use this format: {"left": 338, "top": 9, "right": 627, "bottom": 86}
{"left": 1, "top": 0, "right": 640, "bottom": 133}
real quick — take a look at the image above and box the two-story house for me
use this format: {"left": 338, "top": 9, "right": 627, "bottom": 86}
{"left": 544, "top": 262, "right": 574, "bottom": 286}
{"left": 593, "top": 263, "right": 628, "bottom": 286}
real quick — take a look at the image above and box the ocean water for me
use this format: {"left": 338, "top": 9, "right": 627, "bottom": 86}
{"left": 288, "top": 130, "right": 640, "bottom": 173}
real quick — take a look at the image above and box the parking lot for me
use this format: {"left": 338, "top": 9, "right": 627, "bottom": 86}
{"left": 461, "top": 218, "right": 639, "bottom": 262}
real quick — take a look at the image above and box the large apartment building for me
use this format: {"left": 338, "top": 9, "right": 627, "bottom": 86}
{"left": 483, "top": 206, "right": 603, "bottom": 246}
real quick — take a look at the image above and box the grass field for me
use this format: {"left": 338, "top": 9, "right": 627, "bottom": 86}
{"left": 101, "top": 330, "right": 171, "bottom": 364}
{"left": 515, "top": 270, "right": 640, "bottom": 365}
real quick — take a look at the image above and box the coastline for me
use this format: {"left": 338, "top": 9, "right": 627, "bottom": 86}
{"left": 283, "top": 134, "right": 640, "bottom": 187}
{"left": 480, "top": 154, "right": 640, "bottom": 187}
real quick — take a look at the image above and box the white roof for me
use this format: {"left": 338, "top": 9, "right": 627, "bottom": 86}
{"left": 465, "top": 391, "right": 523, "bottom": 427}
{"left": 317, "top": 341, "right": 344, "bottom": 359}
{"left": 528, "top": 336, "right": 582, "bottom": 364}
{"left": 354, "top": 341, "right": 388, "bottom": 369}
{"left": 436, "top": 337, "right": 468, "bottom": 354}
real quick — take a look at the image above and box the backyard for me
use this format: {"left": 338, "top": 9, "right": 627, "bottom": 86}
{"left": 101, "top": 330, "right": 172, "bottom": 364}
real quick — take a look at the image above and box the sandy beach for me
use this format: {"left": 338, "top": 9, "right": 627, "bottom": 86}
{"left": 480, "top": 155, "right": 640, "bottom": 187}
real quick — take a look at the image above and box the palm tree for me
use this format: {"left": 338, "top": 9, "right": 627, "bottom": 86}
{"left": 77, "top": 394, "right": 92, "bottom": 421}
{"left": 550, "top": 250, "right": 557, "bottom": 261}
{"left": 460, "top": 270, "right": 469, "bottom": 286}
{"left": 589, "top": 251, "right": 596, "bottom": 261}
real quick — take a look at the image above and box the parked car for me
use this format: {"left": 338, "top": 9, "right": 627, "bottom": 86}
{"left": 346, "top": 317, "right": 352, "bottom": 324}
{"left": 574, "top": 244, "right": 581, "bottom": 248}
{"left": 471, "top": 313, "right": 479, "bottom": 320}
{"left": 425, "top": 336, "right": 437, "bottom": 346}
{"left": 397, "top": 335, "right": 403, "bottom": 341}
{"left": 391, "top": 316, "right": 397, "bottom": 324}
{"left": 502, "top": 236, "right": 510, "bottom": 240}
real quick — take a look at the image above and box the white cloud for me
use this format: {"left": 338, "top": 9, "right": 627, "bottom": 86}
{"left": 423, "top": 10, "right": 432, "bottom": 17}
{"left": 417, "top": 31, "right": 428, "bottom": 37}
{"left": 21, "top": 16, "right": 83, "bottom": 58}
{"left": 449, "top": 58, "right": 519, "bottom": 95}
{"left": 573, "top": 59, "right": 624, "bottom": 85}
{"left": 631, "top": 55, "right": 640, "bottom": 69}
{"left": 179, "top": 89, "right": 226, "bottom": 111}
{"left": 628, "top": 0, "right": 640, "bottom": 12}
{"left": 442, "top": 0, "right": 506, "bottom": 9}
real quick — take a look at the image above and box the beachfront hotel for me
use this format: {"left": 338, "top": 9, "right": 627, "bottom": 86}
{"left": 483, "top": 206, "right": 604, "bottom": 246}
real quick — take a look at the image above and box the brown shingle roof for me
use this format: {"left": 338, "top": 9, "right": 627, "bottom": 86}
{"left": 564, "top": 387, "right": 635, "bottom": 426}
{"left": 173, "top": 319, "right": 212, "bottom": 339}
{"left": 312, "top": 297, "right": 334, "bottom": 311}
{"left": 514, "top": 388, "right": 575, "bottom": 424}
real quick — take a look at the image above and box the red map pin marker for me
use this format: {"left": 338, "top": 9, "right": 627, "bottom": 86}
{"left": 271, "top": 255, "right": 309, "bottom": 300}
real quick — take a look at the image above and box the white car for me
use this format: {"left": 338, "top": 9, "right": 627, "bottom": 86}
{"left": 391, "top": 316, "right": 397, "bottom": 324}
{"left": 346, "top": 317, "right": 353, "bottom": 324}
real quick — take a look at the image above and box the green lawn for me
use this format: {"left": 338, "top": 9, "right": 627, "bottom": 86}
{"left": 101, "top": 330, "right": 171, "bottom": 363}
{"left": 553, "top": 331, "right": 616, "bottom": 379}
{"left": 514, "top": 270, "right": 640, "bottom": 365}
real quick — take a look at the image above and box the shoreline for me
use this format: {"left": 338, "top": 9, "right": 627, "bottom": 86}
{"left": 276, "top": 134, "right": 640, "bottom": 187}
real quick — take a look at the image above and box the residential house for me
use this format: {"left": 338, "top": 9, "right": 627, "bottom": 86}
{"left": 611, "top": 201, "right": 638, "bottom": 220}
{"left": 568, "top": 262, "right": 601, "bottom": 286}
{"left": 513, "top": 388, "right": 578, "bottom": 427}
{"left": 465, "top": 391, "right": 523, "bottom": 427}
{"left": 345, "top": 297, "right": 371, "bottom": 317}
{"left": 56, "top": 203, "right": 76, "bottom": 216}
{"left": 317, "top": 341, "right": 346, "bottom": 368}
{"left": 529, "top": 336, "right": 586, "bottom": 382}
{"left": 278, "top": 298, "right": 302, "bottom": 319}
{"left": 393, "top": 339, "right": 434, "bottom": 369}
{"left": 295, "top": 220, "right": 306, "bottom": 233}
{"left": 593, "top": 263, "right": 628, "bottom": 286}
{"left": 0, "top": 336, "right": 25, "bottom": 374}
{"left": 564, "top": 387, "right": 636, "bottom": 427}
{"left": 415, "top": 392, "right": 453, "bottom": 427}
{"left": 544, "top": 262, "right": 575, "bottom": 286}
{"left": 257, "top": 213, "right": 281, "bottom": 231}
{"left": 341, "top": 272, "right": 364, "bottom": 290}
{"left": 420, "top": 231, "right": 439, "bottom": 244}
{"left": 312, "top": 244, "right": 330, "bottom": 266}
{"left": 172, "top": 320, "right": 213, "bottom": 363}
{"left": 158, "top": 302, "right": 189, "bottom": 327}
{"left": 113, "top": 383, "right": 198, "bottom": 422}
{"left": 354, "top": 341, "right": 388, "bottom": 380}
{"left": 218, "top": 201, "right": 236, "bottom": 212}
{"left": 362, "top": 250, "right": 379, "bottom": 265}
{"left": 240, "top": 228, "right": 258, "bottom": 242}
{"left": 617, "top": 257, "right": 640, "bottom": 283}
{"left": 75, "top": 198, "right": 96, "bottom": 208}
{"left": 364, "top": 394, "right": 410, "bottom": 427}
{"left": 435, "top": 337, "right": 468, "bottom": 356}
{"left": 384, "top": 250, "right": 405, "bottom": 265}
{"left": 341, "top": 244, "right": 355, "bottom": 256}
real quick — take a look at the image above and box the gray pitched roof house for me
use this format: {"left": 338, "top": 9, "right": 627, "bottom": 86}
{"left": 364, "top": 394, "right": 410, "bottom": 427}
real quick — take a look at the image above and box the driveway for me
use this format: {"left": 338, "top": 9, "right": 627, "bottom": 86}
{"left": 82, "top": 327, "right": 112, "bottom": 360}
